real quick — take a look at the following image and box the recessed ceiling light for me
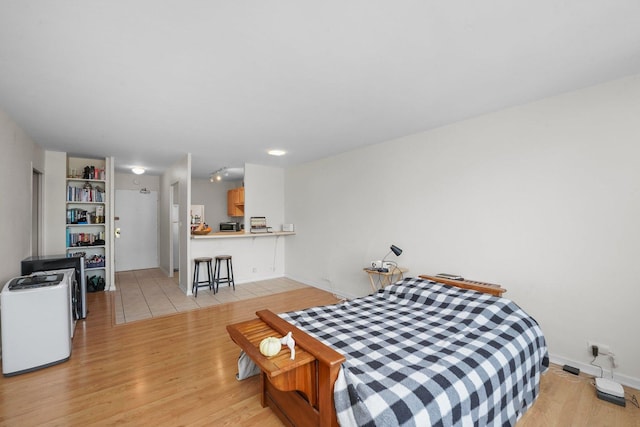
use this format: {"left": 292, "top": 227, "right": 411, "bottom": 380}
{"left": 268, "top": 149, "right": 287, "bottom": 156}
{"left": 131, "top": 167, "right": 145, "bottom": 175}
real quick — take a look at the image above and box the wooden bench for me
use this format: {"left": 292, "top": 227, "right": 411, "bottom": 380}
{"left": 227, "top": 310, "right": 345, "bottom": 427}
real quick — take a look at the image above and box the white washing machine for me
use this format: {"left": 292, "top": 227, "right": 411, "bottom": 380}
{"left": 1, "top": 269, "right": 74, "bottom": 376}
{"left": 29, "top": 268, "right": 78, "bottom": 339}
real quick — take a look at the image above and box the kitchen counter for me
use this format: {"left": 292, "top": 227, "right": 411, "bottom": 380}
{"left": 191, "top": 231, "right": 295, "bottom": 239}
{"left": 189, "top": 231, "right": 295, "bottom": 291}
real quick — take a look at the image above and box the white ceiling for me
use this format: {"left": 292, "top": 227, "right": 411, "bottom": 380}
{"left": 1, "top": 1, "right": 639, "bottom": 178}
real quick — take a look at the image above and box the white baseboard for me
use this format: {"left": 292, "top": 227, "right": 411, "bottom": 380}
{"left": 234, "top": 273, "right": 286, "bottom": 285}
{"left": 284, "top": 274, "right": 359, "bottom": 300}
{"left": 550, "top": 354, "right": 640, "bottom": 390}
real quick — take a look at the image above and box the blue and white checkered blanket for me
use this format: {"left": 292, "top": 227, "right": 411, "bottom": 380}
{"left": 280, "top": 277, "right": 548, "bottom": 426}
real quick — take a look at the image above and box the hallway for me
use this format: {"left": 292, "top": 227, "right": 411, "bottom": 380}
{"left": 113, "top": 268, "right": 308, "bottom": 324}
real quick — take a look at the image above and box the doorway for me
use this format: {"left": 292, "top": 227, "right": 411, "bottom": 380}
{"left": 114, "top": 189, "right": 159, "bottom": 271}
{"left": 170, "top": 182, "right": 180, "bottom": 279}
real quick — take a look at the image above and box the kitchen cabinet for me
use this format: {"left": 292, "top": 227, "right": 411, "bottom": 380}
{"left": 227, "top": 187, "right": 245, "bottom": 217}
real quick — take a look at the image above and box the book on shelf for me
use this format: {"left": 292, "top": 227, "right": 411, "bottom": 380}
{"left": 67, "top": 185, "right": 105, "bottom": 202}
{"left": 67, "top": 208, "right": 95, "bottom": 224}
{"left": 67, "top": 231, "right": 104, "bottom": 247}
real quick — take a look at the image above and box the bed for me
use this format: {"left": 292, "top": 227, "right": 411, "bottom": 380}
{"left": 227, "top": 276, "right": 548, "bottom": 427}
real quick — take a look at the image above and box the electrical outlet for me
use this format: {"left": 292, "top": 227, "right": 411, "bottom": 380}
{"left": 587, "top": 341, "right": 611, "bottom": 356}
{"left": 252, "top": 267, "right": 257, "bottom": 273}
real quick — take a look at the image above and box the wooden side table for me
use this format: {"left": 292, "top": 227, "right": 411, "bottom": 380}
{"left": 364, "top": 267, "right": 408, "bottom": 292}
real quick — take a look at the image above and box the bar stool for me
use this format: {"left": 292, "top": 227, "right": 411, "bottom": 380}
{"left": 213, "top": 255, "right": 235, "bottom": 293}
{"left": 192, "top": 257, "right": 213, "bottom": 297}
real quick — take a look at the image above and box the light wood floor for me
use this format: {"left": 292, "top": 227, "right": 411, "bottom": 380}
{"left": 519, "top": 365, "right": 639, "bottom": 426}
{"left": 1, "top": 276, "right": 638, "bottom": 426}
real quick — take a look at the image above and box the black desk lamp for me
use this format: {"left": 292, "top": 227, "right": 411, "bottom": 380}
{"left": 380, "top": 244, "right": 402, "bottom": 272}
{"left": 389, "top": 244, "right": 403, "bottom": 257}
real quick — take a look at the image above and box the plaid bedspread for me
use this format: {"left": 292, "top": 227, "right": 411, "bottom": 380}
{"left": 280, "top": 277, "right": 548, "bottom": 427}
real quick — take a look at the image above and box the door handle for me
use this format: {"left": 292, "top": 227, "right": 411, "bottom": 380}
{"left": 115, "top": 227, "right": 121, "bottom": 238}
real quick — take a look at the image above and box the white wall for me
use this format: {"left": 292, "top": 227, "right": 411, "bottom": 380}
{"left": 42, "top": 150, "right": 66, "bottom": 254}
{"left": 159, "top": 155, "right": 191, "bottom": 293}
{"left": 0, "top": 108, "right": 43, "bottom": 284}
{"left": 114, "top": 172, "right": 160, "bottom": 192}
{"left": 245, "top": 163, "right": 284, "bottom": 230}
{"left": 285, "top": 74, "right": 640, "bottom": 388}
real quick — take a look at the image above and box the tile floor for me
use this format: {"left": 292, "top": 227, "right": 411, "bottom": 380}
{"left": 113, "top": 268, "right": 308, "bottom": 324}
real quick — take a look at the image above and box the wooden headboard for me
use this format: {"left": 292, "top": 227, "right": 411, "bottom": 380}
{"left": 419, "top": 275, "right": 506, "bottom": 297}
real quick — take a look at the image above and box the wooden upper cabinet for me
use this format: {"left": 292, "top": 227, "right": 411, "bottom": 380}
{"left": 227, "top": 189, "right": 235, "bottom": 216}
{"left": 227, "top": 187, "right": 245, "bottom": 217}
{"left": 237, "top": 187, "right": 244, "bottom": 206}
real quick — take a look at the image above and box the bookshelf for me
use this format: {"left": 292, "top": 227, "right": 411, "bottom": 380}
{"left": 66, "top": 157, "right": 111, "bottom": 289}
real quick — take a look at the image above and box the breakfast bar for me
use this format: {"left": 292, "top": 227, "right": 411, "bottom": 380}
{"left": 190, "top": 231, "right": 296, "bottom": 293}
{"left": 191, "top": 231, "right": 295, "bottom": 240}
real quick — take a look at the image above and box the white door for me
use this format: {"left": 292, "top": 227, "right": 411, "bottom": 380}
{"left": 115, "top": 189, "right": 158, "bottom": 271}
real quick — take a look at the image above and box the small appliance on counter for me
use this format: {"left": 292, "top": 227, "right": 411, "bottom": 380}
{"left": 250, "top": 217, "right": 271, "bottom": 233}
{"left": 1, "top": 269, "right": 76, "bottom": 376}
{"left": 220, "top": 222, "right": 241, "bottom": 232}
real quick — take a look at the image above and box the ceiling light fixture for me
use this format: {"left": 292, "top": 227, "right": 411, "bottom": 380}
{"left": 131, "top": 167, "right": 145, "bottom": 175}
{"left": 268, "top": 149, "right": 286, "bottom": 156}
{"left": 209, "top": 167, "right": 227, "bottom": 182}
